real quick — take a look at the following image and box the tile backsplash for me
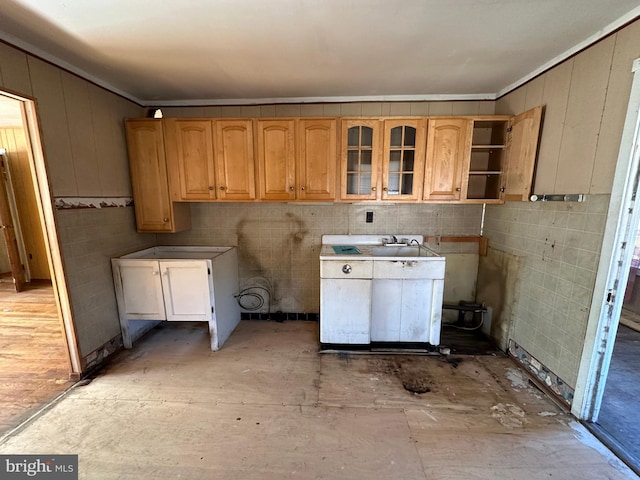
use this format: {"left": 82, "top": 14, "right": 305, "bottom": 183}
{"left": 156, "top": 202, "right": 483, "bottom": 313}
{"left": 482, "top": 195, "right": 609, "bottom": 388}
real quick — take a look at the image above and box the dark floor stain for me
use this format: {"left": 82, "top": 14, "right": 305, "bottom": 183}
{"left": 363, "top": 356, "right": 435, "bottom": 395}
{"left": 443, "top": 356, "right": 464, "bottom": 369}
{"left": 402, "top": 378, "right": 432, "bottom": 394}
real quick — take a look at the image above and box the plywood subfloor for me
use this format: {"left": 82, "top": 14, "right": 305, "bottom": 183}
{"left": 0, "top": 320, "right": 636, "bottom": 479}
{"left": 0, "top": 280, "right": 73, "bottom": 432}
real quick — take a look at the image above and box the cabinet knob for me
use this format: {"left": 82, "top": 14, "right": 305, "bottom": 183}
{"left": 301, "top": 186, "right": 305, "bottom": 191}
{"left": 383, "top": 187, "right": 388, "bottom": 191}
{"left": 455, "top": 187, "right": 461, "bottom": 192}
{"left": 219, "top": 186, "right": 226, "bottom": 191}
{"left": 342, "top": 264, "right": 352, "bottom": 274}
{"left": 500, "top": 187, "right": 505, "bottom": 192}
{"left": 289, "top": 186, "right": 295, "bottom": 191}
{"left": 152, "top": 270, "right": 159, "bottom": 275}
{"left": 371, "top": 187, "right": 377, "bottom": 192}
{"left": 163, "top": 217, "right": 169, "bottom": 223}
{"left": 208, "top": 186, "right": 214, "bottom": 190}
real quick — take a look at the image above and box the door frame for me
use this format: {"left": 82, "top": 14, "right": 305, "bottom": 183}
{"left": 1, "top": 90, "right": 82, "bottom": 376}
{"left": 573, "top": 57, "right": 640, "bottom": 420}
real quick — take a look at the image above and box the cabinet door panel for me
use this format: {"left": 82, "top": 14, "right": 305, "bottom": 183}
{"left": 125, "top": 120, "right": 177, "bottom": 231}
{"left": 298, "top": 119, "right": 337, "bottom": 200}
{"left": 159, "top": 261, "right": 211, "bottom": 321}
{"left": 398, "top": 279, "right": 432, "bottom": 342}
{"left": 116, "top": 260, "right": 166, "bottom": 319}
{"left": 340, "top": 119, "right": 381, "bottom": 201}
{"left": 382, "top": 119, "right": 426, "bottom": 201}
{"left": 504, "top": 106, "right": 542, "bottom": 201}
{"left": 423, "top": 119, "right": 470, "bottom": 200}
{"left": 214, "top": 120, "right": 256, "bottom": 200}
{"left": 165, "top": 119, "right": 216, "bottom": 200}
{"left": 371, "top": 279, "right": 402, "bottom": 341}
{"left": 257, "top": 119, "right": 296, "bottom": 200}
{"left": 320, "top": 278, "right": 371, "bottom": 344}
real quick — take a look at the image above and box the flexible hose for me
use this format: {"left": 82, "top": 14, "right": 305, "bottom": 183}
{"left": 235, "top": 285, "right": 271, "bottom": 312}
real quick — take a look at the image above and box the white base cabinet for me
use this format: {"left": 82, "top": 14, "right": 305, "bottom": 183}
{"left": 319, "top": 235, "right": 445, "bottom": 346}
{"left": 112, "top": 246, "right": 240, "bottom": 351}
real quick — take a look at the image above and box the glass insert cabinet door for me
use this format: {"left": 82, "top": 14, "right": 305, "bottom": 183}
{"left": 382, "top": 119, "right": 425, "bottom": 201}
{"left": 341, "top": 119, "right": 381, "bottom": 200}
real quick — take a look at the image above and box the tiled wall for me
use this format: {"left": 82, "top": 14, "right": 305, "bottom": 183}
{"left": 482, "top": 195, "right": 609, "bottom": 388}
{"left": 156, "top": 202, "right": 483, "bottom": 313}
{"left": 56, "top": 207, "right": 156, "bottom": 355}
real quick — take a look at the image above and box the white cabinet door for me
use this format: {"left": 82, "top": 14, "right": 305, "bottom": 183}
{"left": 159, "top": 260, "right": 212, "bottom": 321}
{"left": 398, "top": 279, "right": 432, "bottom": 342}
{"left": 116, "top": 260, "right": 166, "bottom": 320}
{"left": 371, "top": 279, "right": 438, "bottom": 343}
{"left": 371, "top": 279, "right": 401, "bottom": 341}
{"left": 320, "top": 278, "right": 371, "bottom": 344}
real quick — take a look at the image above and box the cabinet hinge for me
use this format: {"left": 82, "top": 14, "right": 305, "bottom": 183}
{"left": 207, "top": 268, "right": 211, "bottom": 275}
{"left": 506, "top": 126, "right": 513, "bottom": 133}
{"left": 211, "top": 306, "right": 214, "bottom": 313}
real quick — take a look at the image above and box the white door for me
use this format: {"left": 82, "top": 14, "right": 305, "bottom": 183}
{"left": 398, "top": 279, "right": 432, "bottom": 342}
{"left": 117, "top": 260, "right": 166, "bottom": 319}
{"left": 320, "top": 278, "right": 371, "bottom": 344}
{"left": 159, "top": 260, "right": 211, "bottom": 321}
{"left": 371, "top": 279, "right": 401, "bottom": 341}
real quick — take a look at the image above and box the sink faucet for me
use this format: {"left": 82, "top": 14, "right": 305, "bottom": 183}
{"left": 410, "top": 238, "right": 420, "bottom": 246}
{"left": 391, "top": 235, "right": 398, "bottom": 244}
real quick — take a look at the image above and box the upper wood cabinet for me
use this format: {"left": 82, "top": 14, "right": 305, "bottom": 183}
{"left": 124, "top": 119, "right": 190, "bottom": 233}
{"left": 340, "top": 119, "right": 382, "bottom": 201}
{"left": 213, "top": 120, "right": 256, "bottom": 201}
{"left": 164, "top": 119, "right": 216, "bottom": 201}
{"left": 423, "top": 118, "right": 471, "bottom": 201}
{"left": 381, "top": 118, "right": 426, "bottom": 201}
{"left": 297, "top": 119, "right": 337, "bottom": 201}
{"left": 256, "top": 119, "right": 296, "bottom": 201}
{"left": 463, "top": 106, "right": 542, "bottom": 203}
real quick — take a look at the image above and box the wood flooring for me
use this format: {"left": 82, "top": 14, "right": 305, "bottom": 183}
{"left": 0, "top": 320, "right": 635, "bottom": 479}
{"left": 0, "top": 280, "right": 73, "bottom": 433}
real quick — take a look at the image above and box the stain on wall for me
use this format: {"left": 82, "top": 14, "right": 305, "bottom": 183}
{"left": 476, "top": 247, "right": 522, "bottom": 351}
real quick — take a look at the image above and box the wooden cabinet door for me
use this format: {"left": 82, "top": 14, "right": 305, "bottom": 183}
{"left": 503, "top": 106, "right": 543, "bottom": 201}
{"left": 340, "top": 119, "right": 382, "bottom": 201}
{"left": 256, "top": 119, "right": 296, "bottom": 201}
{"left": 297, "top": 119, "right": 337, "bottom": 201}
{"left": 423, "top": 118, "right": 471, "bottom": 201}
{"left": 214, "top": 120, "right": 256, "bottom": 200}
{"left": 164, "top": 119, "right": 216, "bottom": 201}
{"left": 159, "top": 260, "right": 212, "bottom": 321}
{"left": 382, "top": 118, "right": 426, "bottom": 201}
{"left": 125, "top": 119, "right": 190, "bottom": 232}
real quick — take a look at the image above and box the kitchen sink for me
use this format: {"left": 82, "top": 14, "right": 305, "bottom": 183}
{"left": 370, "top": 245, "right": 437, "bottom": 257}
{"left": 319, "top": 234, "right": 445, "bottom": 346}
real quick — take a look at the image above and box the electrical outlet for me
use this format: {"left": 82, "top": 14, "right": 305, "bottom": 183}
{"left": 366, "top": 211, "right": 373, "bottom": 223}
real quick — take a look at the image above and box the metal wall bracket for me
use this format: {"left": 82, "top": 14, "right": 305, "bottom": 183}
{"left": 529, "top": 194, "right": 585, "bottom": 202}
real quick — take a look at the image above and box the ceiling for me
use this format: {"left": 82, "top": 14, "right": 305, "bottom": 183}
{"left": 1, "top": 0, "right": 640, "bottom": 106}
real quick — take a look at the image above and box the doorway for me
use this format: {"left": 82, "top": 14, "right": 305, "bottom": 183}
{"left": 0, "top": 92, "right": 80, "bottom": 433}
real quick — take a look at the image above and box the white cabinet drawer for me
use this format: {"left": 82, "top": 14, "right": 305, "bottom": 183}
{"left": 321, "top": 260, "right": 373, "bottom": 279}
{"left": 373, "top": 259, "right": 445, "bottom": 279}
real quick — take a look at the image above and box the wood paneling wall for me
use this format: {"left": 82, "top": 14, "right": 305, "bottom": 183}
{"left": 496, "top": 20, "right": 640, "bottom": 195}
{"left": 0, "top": 127, "right": 50, "bottom": 279}
{"left": 0, "top": 42, "right": 144, "bottom": 197}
